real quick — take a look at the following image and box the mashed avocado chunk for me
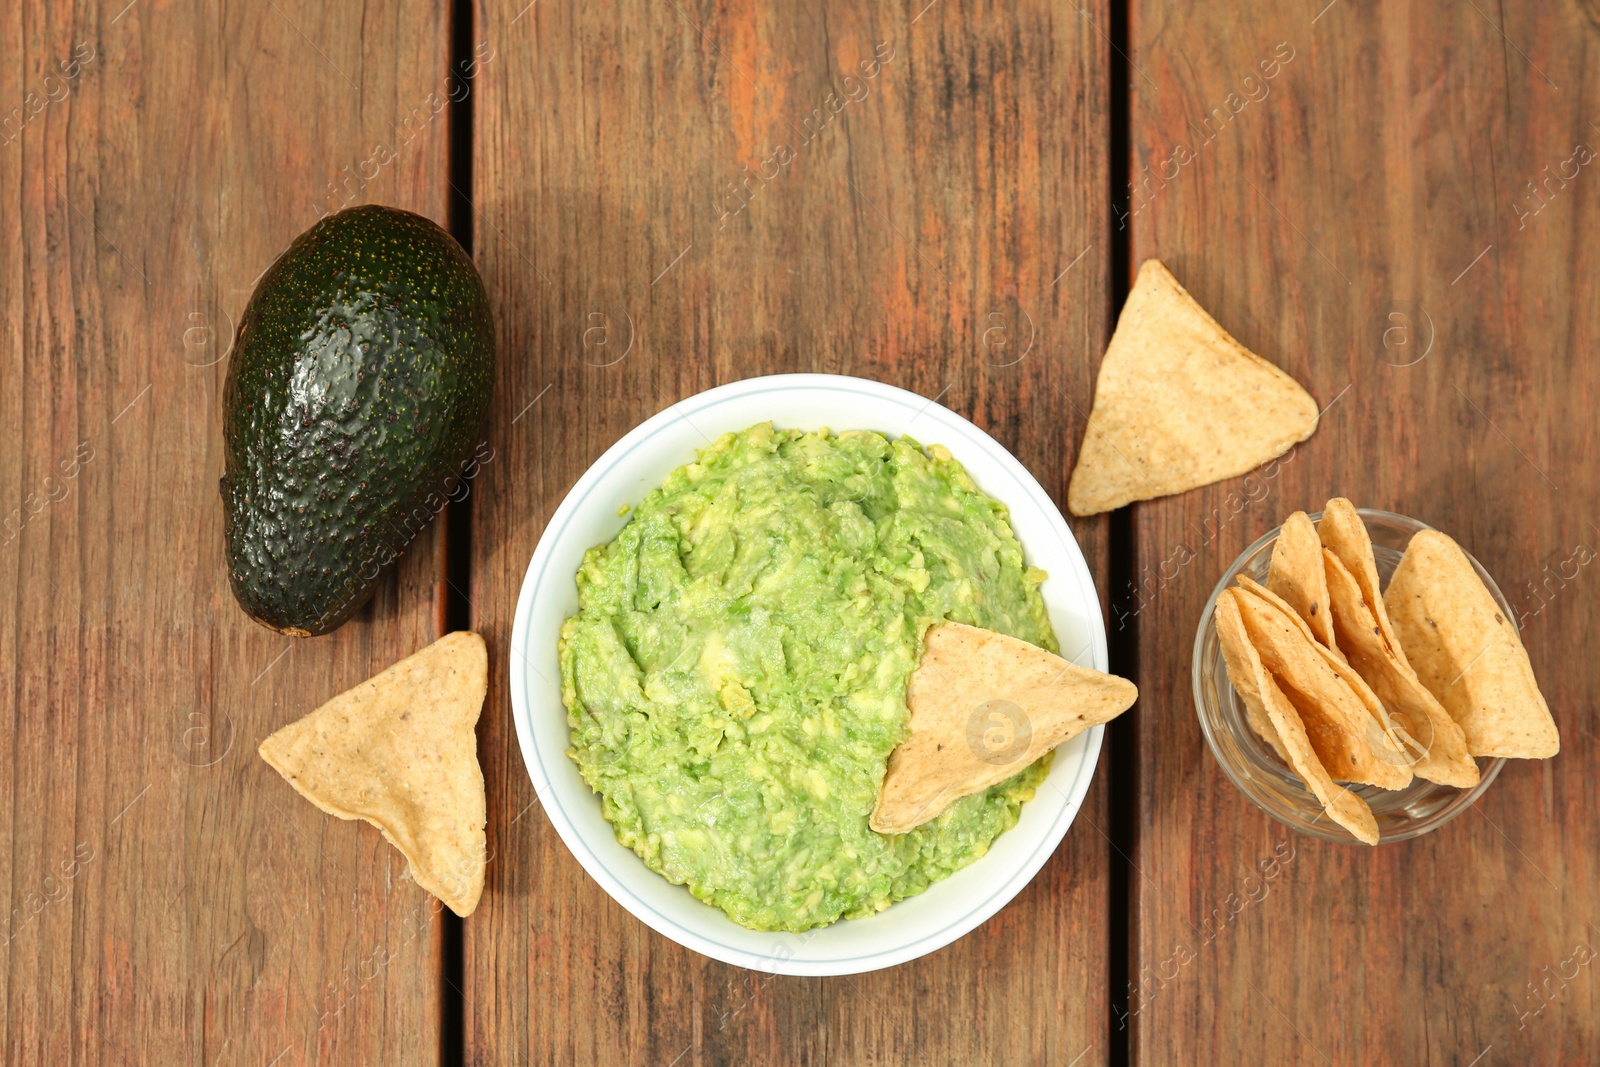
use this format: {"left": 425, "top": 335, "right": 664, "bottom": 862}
{"left": 559, "top": 423, "right": 1056, "bottom": 931}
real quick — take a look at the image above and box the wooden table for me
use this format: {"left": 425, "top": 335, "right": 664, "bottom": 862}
{"left": 4, "top": 2, "right": 1594, "bottom": 1063}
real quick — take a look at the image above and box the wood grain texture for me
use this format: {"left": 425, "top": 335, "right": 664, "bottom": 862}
{"left": 14, "top": 1, "right": 1593, "bottom": 1062}
{"left": 1127, "top": 2, "right": 1600, "bottom": 1063}
{"left": 463, "top": 0, "right": 1113, "bottom": 1063}
{"left": 0, "top": 3, "right": 452, "bottom": 1064}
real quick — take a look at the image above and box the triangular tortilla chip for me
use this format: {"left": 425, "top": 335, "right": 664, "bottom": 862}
{"left": 1318, "top": 498, "right": 1399, "bottom": 652}
{"left": 1267, "top": 511, "right": 1340, "bottom": 654}
{"left": 1317, "top": 499, "right": 1474, "bottom": 780}
{"left": 1322, "top": 549, "right": 1478, "bottom": 788}
{"left": 1232, "top": 585, "right": 1412, "bottom": 790}
{"left": 871, "top": 623, "right": 1137, "bottom": 834}
{"left": 1215, "top": 591, "right": 1378, "bottom": 844}
{"left": 1235, "top": 576, "right": 1411, "bottom": 781}
{"left": 260, "top": 631, "right": 489, "bottom": 917}
{"left": 1214, "top": 589, "right": 1292, "bottom": 764}
{"left": 1385, "top": 530, "right": 1559, "bottom": 759}
{"left": 1066, "top": 259, "right": 1320, "bottom": 515}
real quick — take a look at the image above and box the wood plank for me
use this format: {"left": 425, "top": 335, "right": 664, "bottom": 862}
{"left": 464, "top": 0, "right": 1114, "bottom": 1063}
{"left": 0, "top": 4, "right": 452, "bottom": 1063}
{"left": 1127, "top": 2, "right": 1600, "bottom": 1062}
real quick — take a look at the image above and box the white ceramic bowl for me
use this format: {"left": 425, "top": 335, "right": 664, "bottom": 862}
{"left": 509, "top": 373, "right": 1109, "bottom": 975}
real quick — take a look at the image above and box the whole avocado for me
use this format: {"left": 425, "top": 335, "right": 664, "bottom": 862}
{"left": 221, "top": 205, "right": 494, "bottom": 636}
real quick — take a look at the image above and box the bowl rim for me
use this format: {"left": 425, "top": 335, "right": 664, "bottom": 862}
{"left": 507, "top": 372, "right": 1109, "bottom": 973}
{"left": 1192, "top": 506, "right": 1508, "bottom": 844}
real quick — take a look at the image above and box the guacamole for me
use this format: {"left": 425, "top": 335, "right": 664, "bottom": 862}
{"left": 558, "top": 423, "right": 1056, "bottom": 931}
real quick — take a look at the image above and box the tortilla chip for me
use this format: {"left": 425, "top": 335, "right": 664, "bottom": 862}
{"left": 1322, "top": 549, "right": 1478, "bottom": 788}
{"left": 871, "top": 623, "right": 1137, "bottom": 834}
{"left": 1214, "top": 592, "right": 1378, "bottom": 844}
{"left": 1316, "top": 499, "right": 1474, "bottom": 782}
{"left": 1259, "top": 666, "right": 1381, "bottom": 845}
{"left": 1235, "top": 576, "right": 1411, "bottom": 780}
{"left": 1317, "top": 498, "right": 1396, "bottom": 647}
{"left": 1066, "top": 259, "right": 1319, "bottom": 515}
{"left": 1385, "top": 530, "right": 1559, "bottom": 759}
{"left": 1232, "top": 585, "right": 1412, "bottom": 790}
{"left": 260, "top": 631, "right": 489, "bottom": 917}
{"left": 1214, "top": 589, "right": 1291, "bottom": 764}
{"left": 1267, "top": 511, "right": 1340, "bottom": 653}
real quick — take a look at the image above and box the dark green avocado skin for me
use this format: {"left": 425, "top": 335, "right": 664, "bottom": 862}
{"left": 221, "top": 205, "right": 494, "bottom": 636}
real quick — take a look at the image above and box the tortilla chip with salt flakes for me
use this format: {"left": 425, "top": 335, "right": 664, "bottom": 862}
{"left": 1066, "top": 259, "right": 1320, "bottom": 516}
{"left": 871, "top": 623, "right": 1137, "bottom": 834}
{"left": 1322, "top": 549, "right": 1479, "bottom": 788}
{"left": 1234, "top": 576, "right": 1411, "bottom": 779}
{"left": 1267, "top": 510, "right": 1341, "bottom": 654}
{"left": 1215, "top": 591, "right": 1378, "bottom": 844}
{"left": 260, "top": 631, "right": 489, "bottom": 917}
{"left": 1232, "top": 584, "right": 1412, "bottom": 790}
{"left": 1385, "top": 530, "right": 1559, "bottom": 759}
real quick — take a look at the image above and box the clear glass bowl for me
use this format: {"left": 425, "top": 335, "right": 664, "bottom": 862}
{"left": 1193, "top": 508, "right": 1508, "bottom": 844}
